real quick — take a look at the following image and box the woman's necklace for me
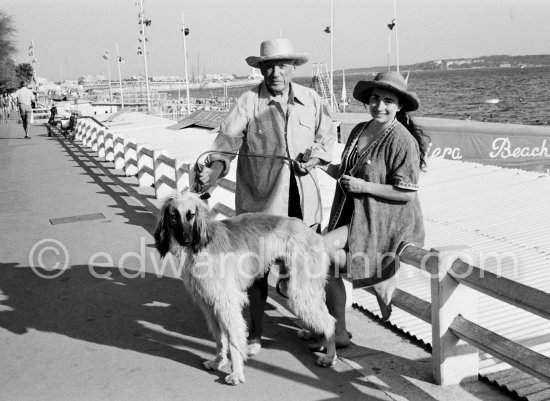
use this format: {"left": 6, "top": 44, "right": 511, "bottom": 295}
{"left": 358, "top": 121, "right": 387, "bottom": 152}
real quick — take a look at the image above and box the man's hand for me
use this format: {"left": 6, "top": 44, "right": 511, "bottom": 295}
{"left": 196, "top": 161, "right": 224, "bottom": 192}
{"left": 295, "top": 156, "right": 320, "bottom": 176}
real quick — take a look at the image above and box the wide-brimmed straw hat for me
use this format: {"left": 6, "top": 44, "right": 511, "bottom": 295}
{"left": 353, "top": 71, "right": 420, "bottom": 112}
{"left": 246, "top": 38, "right": 310, "bottom": 68}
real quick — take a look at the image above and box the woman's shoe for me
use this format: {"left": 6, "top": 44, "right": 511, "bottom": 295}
{"left": 247, "top": 338, "right": 262, "bottom": 356}
{"left": 308, "top": 331, "right": 353, "bottom": 351}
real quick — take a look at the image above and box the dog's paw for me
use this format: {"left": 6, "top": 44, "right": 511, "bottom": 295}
{"left": 224, "top": 371, "right": 245, "bottom": 385}
{"left": 203, "top": 358, "right": 227, "bottom": 371}
{"left": 316, "top": 354, "right": 336, "bottom": 368}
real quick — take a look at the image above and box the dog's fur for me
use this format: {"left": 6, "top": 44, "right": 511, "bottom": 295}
{"left": 154, "top": 190, "right": 336, "bottom": 385}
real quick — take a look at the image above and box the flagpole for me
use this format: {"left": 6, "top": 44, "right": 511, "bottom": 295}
{"left": 329, "top": 0, "right": 334, "bottom": 113}
{"left": 393, "top": 0, "right": 399, "bottom": 73}
{"left": 116, "top": 43, "right": 124, "bottom": 108}
{"left": 138, "top": 0, "right": 151, "bottom": 112}
{"left": 387, "top": 28, "right": 391, "bottom": 72}
{"left": 181, "top": 10, "right": 191, "bottom": 115}
{"left": 106, "top": 51, "right": 113, "bottom": 103}
{"left": 29, "top": 40, "right": 37, "bottom": 85}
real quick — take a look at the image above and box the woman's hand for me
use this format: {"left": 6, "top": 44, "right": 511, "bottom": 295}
{"left": 295, "top": 157, "right": 320, "bottom": 176}
{"left": 340, "top": 177, "right": 417, "bottom": 202}
{"left": 339, "top": 174, "right": 368, "bottom": 194}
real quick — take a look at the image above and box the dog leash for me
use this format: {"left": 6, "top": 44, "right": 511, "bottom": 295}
{"left": 193, "top": 149, "right": 311, "bottom": 174}
{"left": 192, "top": 149, "right": 321, "bottom": 223}
{"left": 192, "top": 149, "right": 313, "bottom": 196}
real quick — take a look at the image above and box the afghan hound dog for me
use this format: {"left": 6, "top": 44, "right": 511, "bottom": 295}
{"left": 154, "top": 189, "right": 336, "bottom": 385}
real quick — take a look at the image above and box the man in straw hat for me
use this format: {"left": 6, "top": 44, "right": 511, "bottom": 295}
{"left": 198, "top": 38, "right": 337, "bottom": 356}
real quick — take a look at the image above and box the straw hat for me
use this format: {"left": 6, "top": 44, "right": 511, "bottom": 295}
{"left": 246, "top": 38, "right": 310, "bottom": 68}
{"left": 353, "top": 71, "right": 420, "bottom": 112}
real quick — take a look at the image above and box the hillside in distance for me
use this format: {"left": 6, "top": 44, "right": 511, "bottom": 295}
{"left": 342, "top": 54, "right": 550, "bottom": 75}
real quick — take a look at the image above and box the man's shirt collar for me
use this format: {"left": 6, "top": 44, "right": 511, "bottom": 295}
{"left": 258, "top": 81, "right": 306, "bottom": 109}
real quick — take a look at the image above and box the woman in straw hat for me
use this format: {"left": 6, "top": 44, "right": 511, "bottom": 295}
{"left": 312, "top": 71, "right": 430, "bottom": 349}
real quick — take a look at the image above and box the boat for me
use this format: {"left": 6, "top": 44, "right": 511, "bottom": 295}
{"left": 339, "top": 68, "right": 349, "bottom": 112}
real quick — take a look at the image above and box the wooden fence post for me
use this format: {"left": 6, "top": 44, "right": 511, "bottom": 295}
{"left": 430, "top": 249, "right": 479, "bottom": 385}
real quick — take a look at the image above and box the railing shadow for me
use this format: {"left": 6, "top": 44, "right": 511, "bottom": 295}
{"left": 50, "top": 136, "right": 160, "bottom": 232}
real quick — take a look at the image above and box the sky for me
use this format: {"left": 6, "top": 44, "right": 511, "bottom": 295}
{"left": 3, "top": 0, "right": 550, "bottom": 81}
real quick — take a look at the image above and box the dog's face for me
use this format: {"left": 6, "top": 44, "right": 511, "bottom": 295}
{"left": 154, "top": 190, "right": 211, "bottom": 256}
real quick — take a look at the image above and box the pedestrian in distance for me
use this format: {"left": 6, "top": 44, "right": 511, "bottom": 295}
{"left": 197, "top": 38, "right": 337, "bottom": 356}
{"left": 0, "top": 93, "right": 6, "bottom": 124}
{"left": 314, "top": 71, "right": 430, "bottom": 351}
{"left": 4, "top": 93, "right": 11, "bottom": 121}
{"left": 14, "top": 81, "right": 36, "bottom": 139}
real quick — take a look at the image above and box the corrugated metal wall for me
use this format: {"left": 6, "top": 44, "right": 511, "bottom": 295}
{"left": 353, "top": 157, "right": 550, "bottom": 400}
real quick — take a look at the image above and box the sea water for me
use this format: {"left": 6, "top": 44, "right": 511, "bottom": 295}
{"left": 298, "top": 66, "right": 550, "bottom": 126}
{"left": 179, "top": 66, "right": 550, "bottom": 126}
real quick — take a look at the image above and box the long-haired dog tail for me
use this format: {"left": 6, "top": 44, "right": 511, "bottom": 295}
{"left": 286, "top": 238, "right": 335, "bottom": 339}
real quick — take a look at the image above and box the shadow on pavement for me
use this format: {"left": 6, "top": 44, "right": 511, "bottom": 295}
{"left": 0, "top": 261, "right": 447, "bottom": 399}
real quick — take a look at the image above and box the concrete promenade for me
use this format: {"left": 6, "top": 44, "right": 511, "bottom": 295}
{"left": 0, "top": 117, "right": 512, "bottom": 400}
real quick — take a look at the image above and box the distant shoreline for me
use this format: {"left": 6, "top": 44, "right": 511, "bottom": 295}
{"left": 295, "top": 64, "right": 550, "bottom": 79}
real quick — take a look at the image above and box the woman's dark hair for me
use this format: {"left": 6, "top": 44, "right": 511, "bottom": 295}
{"left": 396, "top": 110, "right": 430, "bottom": 171}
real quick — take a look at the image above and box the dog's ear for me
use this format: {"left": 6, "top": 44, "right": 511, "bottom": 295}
{"left": 154, "top": 200, "right": 172, "bottom": 258}
{"left": 190, "top": 200, "right": 212, "bottom": 252}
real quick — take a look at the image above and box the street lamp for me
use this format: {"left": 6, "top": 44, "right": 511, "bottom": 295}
{"left": 181, "top": 11, "right": 191, "bottom": 115}
{"left": 116, "top": 43, "right": 124, "bottom": 108}
{"left": 137, "top": 0, "right": 151, "bottom": 112}
{"left": 323, "top": 0, "right": 335, "bottom": 113}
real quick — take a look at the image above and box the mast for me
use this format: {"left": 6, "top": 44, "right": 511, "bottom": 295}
{"left": 340, "top": 68, "right": 347, "bottom": 113}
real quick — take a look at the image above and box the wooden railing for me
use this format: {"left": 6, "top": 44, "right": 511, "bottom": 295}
{"left": 72, "top": 114, "right": 550, "bottom": 387}
{"left": 394, "top": 246, "right": 550, "bottom": 385}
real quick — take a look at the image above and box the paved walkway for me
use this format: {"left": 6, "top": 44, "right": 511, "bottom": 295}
{"left": 0, "top": 117, "right": 513, "bottom": 400}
